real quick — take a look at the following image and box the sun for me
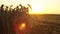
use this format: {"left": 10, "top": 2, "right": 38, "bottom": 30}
{"left": 29, "top": 4, "right": 43, "bottom": 14}
{"left": 28, "top": 0, "right": 44, "bottom": 14}
{"left": 31, "top": 4, "right": 42, "bottom": 12}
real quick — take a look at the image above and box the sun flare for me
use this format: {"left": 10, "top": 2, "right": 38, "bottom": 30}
{"left": 19, "top": 23, "right": 26, "bottom": 30}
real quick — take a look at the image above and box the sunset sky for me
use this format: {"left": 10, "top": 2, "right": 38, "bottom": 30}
{"left": 0, "top": 0, "right": 60, "bottom": 14}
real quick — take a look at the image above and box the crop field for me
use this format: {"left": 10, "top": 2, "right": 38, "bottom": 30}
{"left": 29, "top": 14, "right": 60, "bottom": 34}
{"left": 0, "top": 14, "right": 60, "bottom": 34}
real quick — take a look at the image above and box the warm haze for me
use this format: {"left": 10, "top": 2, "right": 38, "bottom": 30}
{"left": 0, "top": 0, "right": 60, "bottom": 14}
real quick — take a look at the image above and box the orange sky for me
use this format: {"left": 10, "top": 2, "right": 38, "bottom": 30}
{"left": 0, "top": 0, "right": 60, "bottom": 14}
